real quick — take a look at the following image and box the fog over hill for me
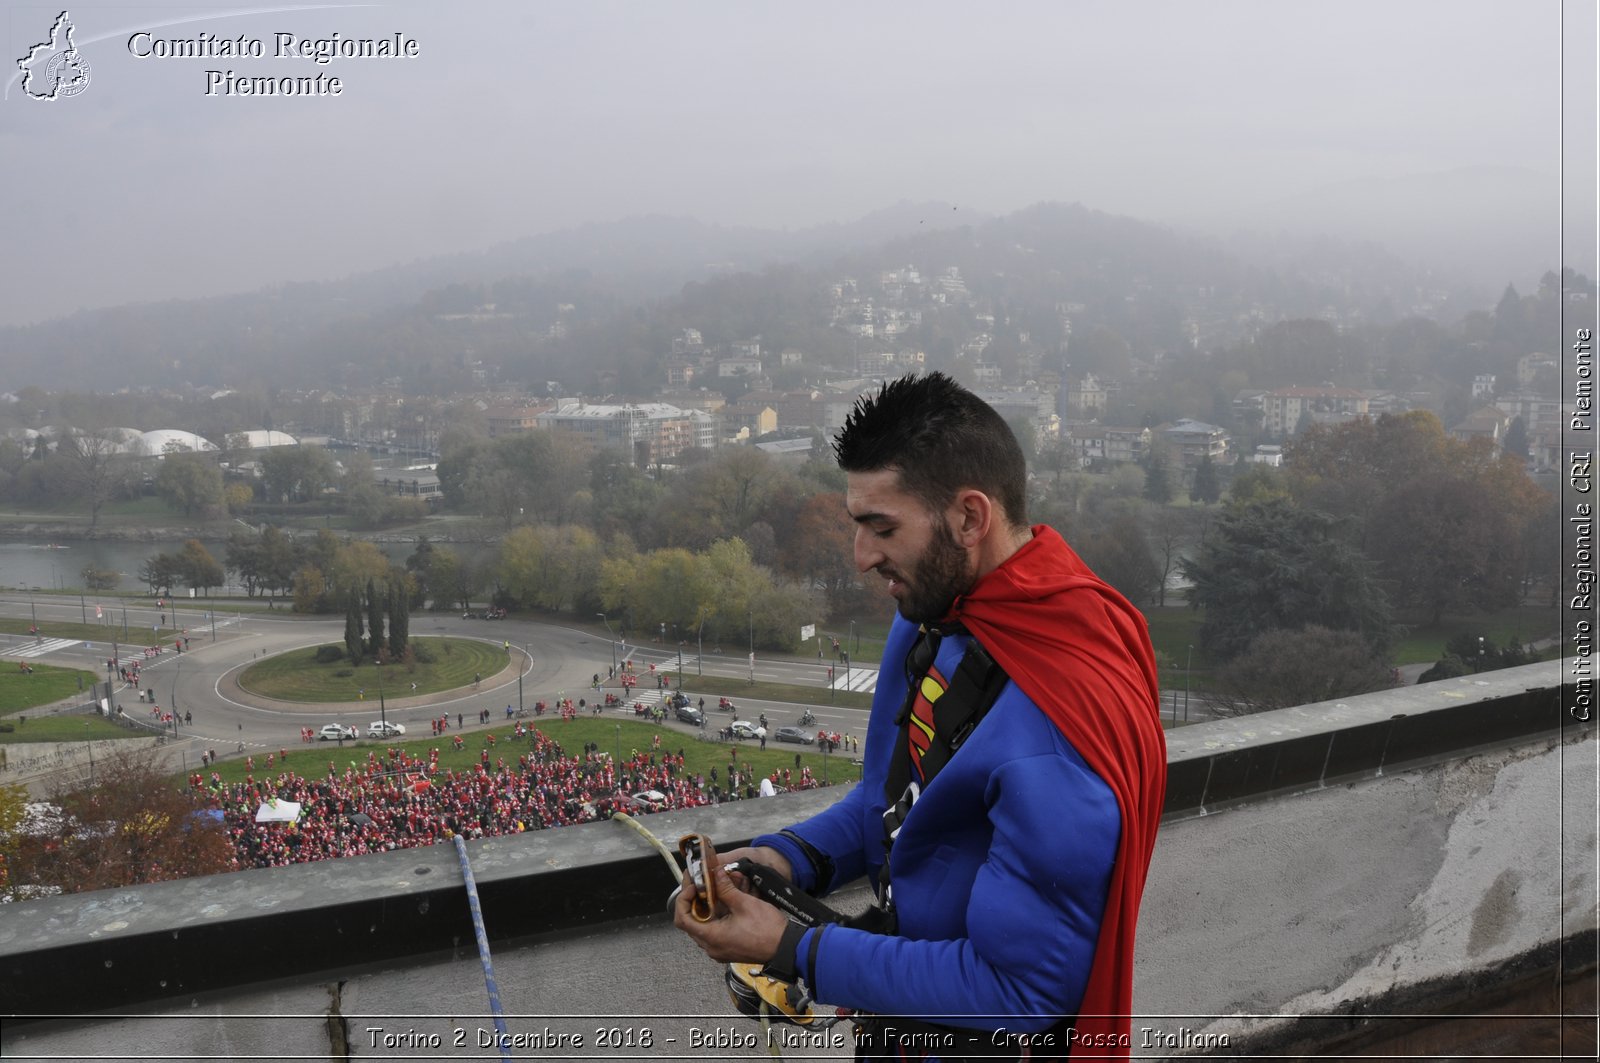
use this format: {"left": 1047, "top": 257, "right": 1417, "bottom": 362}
{"left": 2, "top": 0, "right": 1584, "bottom": 350}
{"left": 0, "top": 199, "right": 1482, "bottom": 394}
{"left": 1197, "top": 166, "right": 1562, "bottom": 299}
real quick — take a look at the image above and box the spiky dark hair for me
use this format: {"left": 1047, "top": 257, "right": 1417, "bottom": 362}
{"left": 833, "top": 371, "right": 1028, "bottom": 527}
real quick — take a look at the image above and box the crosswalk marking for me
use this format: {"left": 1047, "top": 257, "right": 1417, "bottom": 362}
{"left": 12, "top": 637, "right": 77, "bottom": 659}
{"left": 831, "top": 668, "right": 879, "bottom": 693}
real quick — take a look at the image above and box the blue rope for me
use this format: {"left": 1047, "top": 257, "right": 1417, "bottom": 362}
{"left": 453, "top": 834, "right": 512, "bottom": 1061}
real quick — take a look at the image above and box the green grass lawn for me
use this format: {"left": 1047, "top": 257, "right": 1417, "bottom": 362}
{"left": 0, "top": 616, "right": 180, "bottom": 645}
{"left": 186, "top": 715, "right": 864, "bottom": 791}
{"left": 0, "top": 662, "right": 133, "bottom": 743}
{"left": 236, "top": 637, "right": 512, "bottom": 702}
{"left": 1389, "top": 603, "right": 1561, "bottom": 665}
{"left": 1142, "top": 607, "right": 1208, "bottom": 670}
{"left": 0, "top": 661, "right": 101, "bottom": 716}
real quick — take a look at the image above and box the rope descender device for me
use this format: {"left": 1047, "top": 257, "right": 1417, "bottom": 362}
{"left": 661, "top": 828, "right": 844, "bottom": 1030}
{"left": 678, "top": 832, "right": 723, "bottom": 922}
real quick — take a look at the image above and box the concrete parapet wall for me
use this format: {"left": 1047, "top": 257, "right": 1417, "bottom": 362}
{"left": 1164, "top": 660, "right": 1573, "bottom": 817}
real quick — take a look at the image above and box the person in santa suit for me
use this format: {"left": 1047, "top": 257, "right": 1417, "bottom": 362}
{"left": 676, "top": 373, "right": 1166, "bottom": 1060}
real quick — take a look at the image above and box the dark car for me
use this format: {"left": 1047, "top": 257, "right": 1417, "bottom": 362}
{"left": 674, "top": 704, "right": 703, "bottom": 725}
{"left": 773, "top": 726, "right": 814, "bottom": 745}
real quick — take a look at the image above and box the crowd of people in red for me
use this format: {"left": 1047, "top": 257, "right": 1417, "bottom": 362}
{"left": 189, "top": 727, "right": 836, "bottom": 870}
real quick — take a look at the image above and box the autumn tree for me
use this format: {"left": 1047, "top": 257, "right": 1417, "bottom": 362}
{"left": 597, "top": 536, "right": 816, "bottom": 652}
{"left": 404, "top": 537, "right": 437, "bottom": 607}
{"left": 292, "top": 564, "right": 328, "bottom": 612}
{"left": 0, "top": 781, "right": 27, "bottom": 901}
{"left": 1285, "top": 411, "right": 1548, "bottom": 623}
{"left": 587, "top": 447, "right": 665, "bottom": 540}
{"left": 7, "top": 748, "right": 232, "bottom": 896}
{"left": 778, "top": 491, "right": 858, "bottom": 617}
{"left": 1075, "top": 514, "right": 1163, "bottom": 606}
{"left": 496, "top": 524, "right": 604, "bottom": 615}
{"left": 1181, "top": 496, "right": 1393, "bottom": 661}
{"left": 138, "top": 553, "right": 181, "bottom": 597}
{"left": 177, "top": 539, "right": 225, "bottom": 595}
{"left": 156, "top": 452, "right": 224, "bottom": 517}
{"left": 259, "top": 444, "right": 337, "bottom": 504}
{"left": 80, "top": 564, "right": 120, "bottom": 592}
{"left": 339, "top": 448, "right": 391, "bottom": 528}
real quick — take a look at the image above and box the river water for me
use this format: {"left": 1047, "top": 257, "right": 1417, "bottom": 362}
{"left": 0, "top": 538, "right": 448, "bottom": 596}
{"left": 0, "top": 540, "right": 227, "bottom": 594}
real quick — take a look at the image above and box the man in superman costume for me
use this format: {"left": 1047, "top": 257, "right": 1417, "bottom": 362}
{"left": 676, "top": 373, "right": 1165, "bottom": 1060}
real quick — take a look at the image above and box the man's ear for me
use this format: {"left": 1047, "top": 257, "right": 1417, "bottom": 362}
{"left": 949, "top": 489, "right": 993, "bottom": 547}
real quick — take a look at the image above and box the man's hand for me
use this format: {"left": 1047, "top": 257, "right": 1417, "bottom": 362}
{"left": 673, "top": 854, "right": 792, "bottom": 965}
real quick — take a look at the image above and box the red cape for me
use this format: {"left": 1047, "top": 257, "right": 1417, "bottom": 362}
{"left": 947, "top": 525, "right": 1165, "bottom": 1059}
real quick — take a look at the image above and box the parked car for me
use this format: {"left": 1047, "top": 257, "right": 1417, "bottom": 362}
{"left": 730, "top": 720, "right": 765, "bottom": 740}
{"left": 366, "top": 721, "right": 406, "bottom": 738}
{"left": 318, "top": 724, "right": 357, "bottom": 741}
{"left": 773, "top": 726, "right": 814, "bottom": 745}
{"left": 674, "top": 704, "right": 703, "bottom": 725}
{"left": 629, "top": 789, "right": 668, "bottom": 811}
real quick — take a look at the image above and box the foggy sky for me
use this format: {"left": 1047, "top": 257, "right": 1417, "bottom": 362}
{"left": 0, "top": 0, "right": 1593, "bottom": 329}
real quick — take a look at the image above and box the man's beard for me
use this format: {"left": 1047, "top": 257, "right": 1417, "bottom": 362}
{"left": 895, "top": 519, "right": 976, "bottom": 624}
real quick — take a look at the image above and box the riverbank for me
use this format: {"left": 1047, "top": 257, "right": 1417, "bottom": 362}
{"left": 0, "top": 520, "right": 498, "bottom": 544}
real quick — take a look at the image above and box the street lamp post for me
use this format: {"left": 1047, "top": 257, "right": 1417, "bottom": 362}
{"left": 1184, "top": 644, "right": 1193, "bottom": 723}
{"left": 748, "top": 607, "right": 755, "bottom": 685}
{"left": 377, "top": 660, "right": 386, "bottom": 730}
{"left": 697, "top": 616, "right": 705, "bottom": 676}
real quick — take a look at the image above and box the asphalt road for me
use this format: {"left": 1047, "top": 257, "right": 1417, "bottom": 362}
{"left": 0, "top": 596, "right": 877, "bottom": 771}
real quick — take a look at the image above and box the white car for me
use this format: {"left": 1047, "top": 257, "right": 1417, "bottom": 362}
{"left": 630, "top": 789, "right": 669, "bottom": 811}
{"left": 730, "top": 720, "right": 766, "bottom": 740}
{"left": 318, "top": 724, "right": 358, "bottom": 741}
{"left": 366, "top": 721, "right": 406, "bottom": 738}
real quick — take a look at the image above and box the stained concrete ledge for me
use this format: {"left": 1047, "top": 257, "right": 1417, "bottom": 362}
{"left": 1, "top": 660, "right": 1594, "bottom": 1060}
{"left": 1163, "top": 659, "right": 1573, "bottom": 816}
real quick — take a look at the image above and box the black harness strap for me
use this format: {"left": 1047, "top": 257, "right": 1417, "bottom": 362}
{"left": 855, "top": 634, "right": 1078, "bottom": 1061}
{"left": 872, "top": 628, "right": 1010, "bottom": 926}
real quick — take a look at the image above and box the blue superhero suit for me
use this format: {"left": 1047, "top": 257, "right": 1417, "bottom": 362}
{"left": 754, "top": 613, "right": 1120, "bottom": 1032}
